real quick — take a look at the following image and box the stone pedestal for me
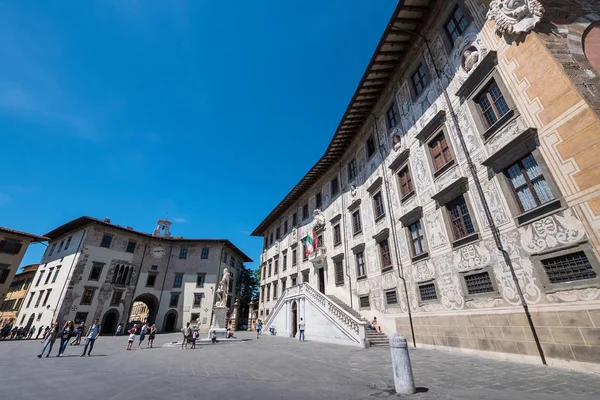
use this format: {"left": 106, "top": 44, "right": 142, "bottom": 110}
{"left": 248, "top": 300, "right": 256, "bottom": 331}
{"left": 209, "top": 306, "right": 228, "bottom": 339}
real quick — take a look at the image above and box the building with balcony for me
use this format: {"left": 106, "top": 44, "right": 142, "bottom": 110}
{"left": 252, "top": 0, "right": 600, "bottom": 372}
{"left": 15, "top": 216, "right": 251, "bottom": 334}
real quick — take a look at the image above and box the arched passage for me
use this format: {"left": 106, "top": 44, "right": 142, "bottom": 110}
{"left": 129, "top": 293, "right": 159, "bottom": 327}
{"left": 102, "top": 309, "right": 119, "bottom": 335}
{"left": 163, "top": 310, "right": 178, "bottom": 333}
{"left": 291, "top": 301, "right": 298, "bottom": 338}
{"left": 25, "top": 314, "right": 35, "bottom": 331}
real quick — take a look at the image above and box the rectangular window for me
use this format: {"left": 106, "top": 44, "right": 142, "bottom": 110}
{"left": 44, "top": 269, "right": 53, "bottom": 285}
{"left": 356, "top": 251, "right": 366, "bottom": 278}
{"left": 169, "top": 294, "right": 179, "bottom": 307}
{"left": 89, "top": 263, "right": 103, "bottom": 281}
{"left": 447, "top": 196, "right": 475, "bottom": 240}
{"left": 283, "top": 254, "right": 287, "bottom": 271}
{"left": 475, "top": 80, "right": 510, "bottom": 128}
{"left": 274, "top": 259, "right": 279, "bottom": 275}
{"left": 359, "top": 295, "right": 370, "bottom": 309}
{"left": 302, "top": 270, "right": 309, "bottom": 283}
{"left": 146, "top": 274, "right": 156, "bottom": 287}
{"left": 331, "top": 176, "right": 340, "bottom": 197}
{"left": 51, "top": 266, "right": 60, "bottom": 283}
{"left": 273, "top": 282, "right": 278, "bottom": 300}
{"left": 541, "top": 251, "right": 597, "bottom": 284}
{"left": 292, "top": 249, "right": 297, "bottom": 266}
{"left": 398, "top": 166, "right": 414, "bottom": 198}
{"left": 379, "top": 239, "right": 392, "bottom": 268}
{"left": 151, "top": 265, "right": 158, "bottom": 271}
{"left": 266, "top": 285, "right": 271, "bottom": 301}
{"left": 0, "top": 267, "right": 9, "bottom": 284}
{"left": 48, "top": 244, "right": 56, "bottom": 257}
{"left": 268, "top": 262, "right": 272, "bottom": 277}
{"left": 35, "top": 291, "right": 44, "bottom": 307}
{"left": 373, "top": 191, "right": 385, "bottom": 219}
{"left": 36, "top": 271, "right": 44, "bottom": 287}
{"left": 64, "top": 236, "right": 72, "bottom": 250}
{"left": 386, "top": 103, "right": 400, "bottom": 129}
{"left": 348, "top": 158, "right": 357, "bottom": 181}
{"left": 429, "top": 132, "right": 453, "bottom": 172}
{"left": 418, "top": 282, "right": 438, "bottom": 301}
{"left": 464, "top": 271, "right": 494, "bottom": 295}
{"left": 26, "top": 291, "right": 35, "bottom": 308}
{"left": 334, "top": 259, "right": 344, "bottom": 286}
{"left": 201, "top": 248, "right": 209, "bottom": 259}
{"left": 411, "top": 63, "right": 429, "bottom": 96}
{"left": 316, "top": 192, "right": 322, "bottom": 209}
{"left": 179, "top": 248, "right": 187, "bottom": 259}
{"left": 444, "top": 6, "right": 470, "bottom": 43}
{"left": 223, "top": 253, "right": 228, "bottom": 263}
{"left": 126, "top": 241, "right": 136, "bottom": 253}
{"left": 196, "top": 274, "right": 206, "bottom": 287}
{"left": 100, "top": 234, "right": 112, "bottom": 248}
{"left": 57, "top": 240, "right": 64, "bottom": 253}
{"left": 505, "top": 154, "right": 555, "bottom": 212}
{"left": 366, "top": 136, "right": 376, "bottom": 158}
{"left": 302, "top": 204, "right": 309, "bottom": 220}
{"left": 284, "top": 220, "right": 288, "bottom": 234}
{"left": 81, "top": 288, "right": 95, "bottom": 305}
{"left": 409, "top": 221, "right": 427, "bottom": 257}
{"left": 0, "top": 238, "right": 22, "bottom": 255}
{"left": 230, "top": 257, "right": 235, "bottom": 267}
{"left": 193, "top": 293, "right": 203, "bottom": 307}
{"left": 385, "top": 290, "right": 398, "bottom": 305}
{"left": 276, "top": 227, "right": 281, "bottom": 240}
{"left": 302, "top": 244, "right": 308, "bottom": 261}
{"left": 291, "top": 276, "right": 297, "bottom": 286}
{"left": 292, "top": 212, "right": 298, "bottom": 227}
{"left": 333, "top": 224, "right": 342, "bottom": 245}
{"left": 352, "top": 210, "right": 362, "bottom": 234}
{"left": 37, "top": 313, "right": 43, "bottom": 321}
{"left": 281, "top": 279, "right": 286, "bottom": 292}
{"left": 173, "top": 275, "right": 183, "bottom": 288}
{"left": 110, "top": 291, "right": 122, "bottom": 306}
{"left": 42, "top": 289, "right": 52, "bottom": 307}
{"left": 74, "top": 312, "right": 88, "bottom": 324}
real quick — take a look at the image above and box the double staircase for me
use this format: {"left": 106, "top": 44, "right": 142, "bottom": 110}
{"left": 327, "top": 294, "right": 389, "bottom": 347}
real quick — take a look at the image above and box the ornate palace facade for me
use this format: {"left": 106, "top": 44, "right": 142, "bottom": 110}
{"left": 253, "top": 0, "right": 600, "bottom": 372}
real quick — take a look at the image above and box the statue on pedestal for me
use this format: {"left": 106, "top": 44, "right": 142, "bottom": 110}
{"left": 215, "top": 268, "right": 230, "bottom": 308}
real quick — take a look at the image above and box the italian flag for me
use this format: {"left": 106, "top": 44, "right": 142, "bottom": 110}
{"left": 304, "top": 229, "right": 319, "bottom": 257}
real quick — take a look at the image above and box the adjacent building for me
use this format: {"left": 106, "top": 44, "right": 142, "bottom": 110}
{"left": 15, "top": 216, "right": 251, "bottom": 334}
{"left": 0, "top": 264, "right": 39, "bottom": 329}
{"left": 0, "top": 227, "right": 47, "bottom": 315}
{"left": 253, "top": 0, "right": 600, "bottom": 371}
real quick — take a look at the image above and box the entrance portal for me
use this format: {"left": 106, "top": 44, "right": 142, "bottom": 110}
{"left": 129, "top": 293, "right": 159, "bottom": 327}
{"left": 163, "top": 311, "right": 177, "bottom": 332}
{"left": 25, "top": 314, "right": 35, "bottom": 331}
{"left": 318, "top": 267, "right": 325, "bottom": 294}
{"left": 291, "top": 301, "right": 298, "bottom": 338}
{"left": 102, "top": 309, "right": 119, "bottom": 335}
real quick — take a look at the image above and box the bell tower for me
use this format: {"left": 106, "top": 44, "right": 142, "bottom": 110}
{"left": 152, "top": 218, "right": 172, "bottom": 238}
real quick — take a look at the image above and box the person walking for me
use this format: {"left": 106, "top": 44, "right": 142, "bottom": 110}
{"left": 256, "top": 320, "right": 262, "bottom": 339}
{"left": 37, "top": 322, "right": 59, "bottom": 358}
{"left": 35, "top": 325, "right": 44, "bottom": 339}
{"left": 181, "top": 322, "right": 191, "bottom": 349}
{"left": 191, "top": 328, "right": 197, "bottom": 349}
{"left": 27, "top": 326, "right": 36, "bottom": 339}
{"left": 298, "top": 318, "right": 305, "bottom": 342}
{"left": 57, "top": 321, "right": 74, "bottom": 357}
{"left": 81, "top": 318, "right": 101, "bottom": 357}
{"left": 138, "top": 323, "right": 148, "bottom": 349}
{"left": 147, "top": 324, "right": 156, "bottom": 348}
{"left": 114, "top": 323, "right": 123, "bottom": 336}
{"left": 126, "top": 326, "right": 136, "bottom": 350}
{"left": 71, "top": 322, "right": 85, "bottom": 346}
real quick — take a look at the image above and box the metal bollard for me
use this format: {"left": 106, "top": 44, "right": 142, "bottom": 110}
{"left": 389, "top": 333, "right": 416, "bottom": 395}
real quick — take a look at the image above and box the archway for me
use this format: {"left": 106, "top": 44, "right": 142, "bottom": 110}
{"left": 25, "top": 314, "right": 35, "bottom": 331}
{"left": 129, "top": 293, "right": 159, "bottom": 328}
{"left": 163, "top": 311, "right": 178, "bottom": 333}
{"left": 102, "top": 309, "right": 119, "bottom": 335}
{"left": 291, "top": 301, "right": 298, "bottom": 338}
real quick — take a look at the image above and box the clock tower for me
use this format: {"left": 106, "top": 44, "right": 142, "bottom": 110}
{"left": 152, "top": 218, "right": 172, "bottom": 238}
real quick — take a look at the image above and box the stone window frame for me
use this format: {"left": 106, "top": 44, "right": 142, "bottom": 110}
{"left": 426, "top": 129, "right": 457, "bottom": 178}
{"left": 347, "top": 158, "right": 358, "bottom": 183}
{"left": 373, "top": 228, "right": 393, "bottom": 273}
{"left": 352, "top": 243, "right": 367, "bottom": 280}
{"left": 440, "top": 192, "right": 481, "bottom": 249}
{"left": 464, "top": 68, "right": 520, "bottom": 142}
{"left": 100, "top": 234, "right": 113, "bottom": 249}
{"left": 458, "top": 266, "right": 501, "bottom": 302}
{"left": 436, "top": 0, "right": 474, "bottom": 53}
{"left": 365, "top": 134, "right": 377, "bottom": 160}
{"left": 386, "top": 101, "right": 400, "bottom": 131}
{"left": 359, "top": 295, "right": 371, "bottom": 310}
{"left": 417, "top": 280, "right": 439, "bottom": 305}
{"left": 282, "top": 249, "right": 288, "bottom": 272}
{"left": 110, "top": 290, "right": 123, "bottom": 307}
{"left": 405, "top": 219, "right": 430, "bottom": 262}
{"left": 333, "top": 222, "right": 342, "bottom": 247}
{"left": 80, "top": 287, "right": 97, "bottom": 306}
{"left": 331, "top": 174, "right": 341, "bottom": 198}
{"left": 169, "top": 292, "right": 180, "bottom": 308}
{"left": 332, "top": 253, "right": 345, "bottom": 287}
{"left": 409, "top": 61, "right": 431, "bottom": 99}
{"left": 88, "top": 262, "right": 104, "bottom": 281}
{"left": 396, "top": 161, "right": 416, "bottom": 203}
{"left": 351, "top": 208, "right": 363, "bottom": 236}
{"left": 200, "top": 248, "right": 209, "bottom": 259}
{"left": 532, "top": 242, "right": 600, "bottom": 293}
{"left": 371, "top": 189, "right": 386, "bottom": 222}
{"left": 126, "top": 240, "right": 137, "bottom": 254}
{"left": 145, "top": 273, "right": 157, "bottom": 288}
{"left": 173, "top": 273, "right": 183, "bottom": 289}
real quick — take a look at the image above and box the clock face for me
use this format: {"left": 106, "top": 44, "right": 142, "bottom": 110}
{"left": 151, "top": 246, "right": 165, "bottom": 259}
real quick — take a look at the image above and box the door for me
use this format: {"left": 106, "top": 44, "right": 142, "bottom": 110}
{"left": 102, "top": 310, "right": 119, "bottom": 335}
{"left": 318, "top": 267, "right": 325, "bottom": 294}
{"left": 291, "top": 302, "right": 298, "bottom": 338}
{"left": 164, "top": 312, "right": 177, "bottom": 332}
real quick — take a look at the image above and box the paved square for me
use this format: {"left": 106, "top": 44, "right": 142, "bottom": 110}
{"left": 2, "top": 332, "right": 600, "bottom": 400}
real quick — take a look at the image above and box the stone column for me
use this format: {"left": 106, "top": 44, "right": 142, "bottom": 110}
{"left": 389, "top": 333, "right": 416, "bottom": 395}
{"left": 284, "top": 300, "right": 290, "bottom": 337}
{"left": 247, "top": 300, "right": 255, "bottom": 331}
{"left": 230, "top": 299, "right": 240, "bottom": 332}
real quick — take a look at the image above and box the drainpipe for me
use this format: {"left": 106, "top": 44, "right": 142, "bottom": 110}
{"left": 52, "top": 228, "right": 87, "bottom": 323}
{"left": 370, "top": 113, "right": 417, "bottom": 348}
{"left": 393, "top": 26, "right": 546, "bottom": 365}
{"left": 157, "top": 242, "right": 174, "bottom": 326}
{"left": 338, "top": 161, "right": 353, "bottom": 309}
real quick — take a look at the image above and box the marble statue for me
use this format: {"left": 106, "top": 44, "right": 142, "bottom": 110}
{"left": 313, "top": 208, "right": 325, "bottom": 228}
{"left": 462, "top": 48, "right": 480, "bottom": 73}
{"left": 351, "top": 184, "right": 358, "bottom": 198}
{"left": 487, "top": 0, "right": 544, "bottom": 39}
{"left": 391, "top": 133, "right": 403, "bottom": 152}
{"left": 215, "top": 268, "right": 230, "bottom": 308}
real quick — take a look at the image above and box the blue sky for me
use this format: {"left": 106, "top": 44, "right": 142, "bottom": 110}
{"left": 0, "top": 0, "right": 397, "bottom": 270}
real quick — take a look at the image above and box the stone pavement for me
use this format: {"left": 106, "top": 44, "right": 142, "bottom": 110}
{"left": 1, "top": 331, "right": 600, "bottom": 399}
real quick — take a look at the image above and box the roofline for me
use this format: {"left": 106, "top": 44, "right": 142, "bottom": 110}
{"left": 251, "top": 0, "right": 431, "bottom": 236}
{"left": 0, "top": 227, "right": 48, "bottom": 242}
{"left": 44, "top": 216, "right": 253, "bottom": 263}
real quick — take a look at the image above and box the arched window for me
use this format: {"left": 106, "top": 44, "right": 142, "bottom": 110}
{"left": 583, "top": 21, "right": 600, "bottom": 73}
{"left": 116, "top": 265, "right": 124, "bottom": 284}
{"left": 121, "top": 267, "right": 130, "bottom": 285}
{"left": 126, "top": 267, "right": 133, "bottom": 285}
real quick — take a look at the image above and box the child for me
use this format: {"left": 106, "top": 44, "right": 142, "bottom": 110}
{"left": 191, "top": 329, "right": 197, "bottom": 349}
{"left": 127, "top": 327, "right": 136, "bottom": 350}
{"left": 211, "top": 330, "right": 217, "bottom": 344}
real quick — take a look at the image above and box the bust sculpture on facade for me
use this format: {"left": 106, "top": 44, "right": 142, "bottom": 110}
{"left": 350, "top": 184, "right": 358, "bottom": 198}
{"left": 487, "top": 0, "right": 544, "bottom": 39}
{"left": 313, "top": 208, "right": 325, "bottom": 228}
{"left": 215, "top": 268, "right": 230, "bottom": 308}
{"left": 462, "top": 47, "right": 480, "bottom": 73}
